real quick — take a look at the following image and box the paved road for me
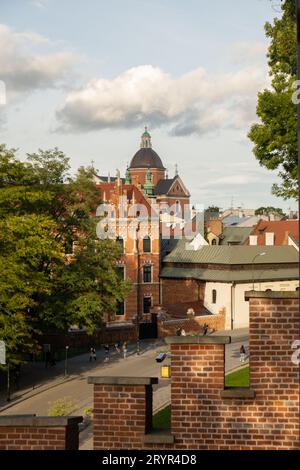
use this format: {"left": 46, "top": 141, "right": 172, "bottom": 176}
{"left": 0, "top": 337, "right": 248, "bottom": 416}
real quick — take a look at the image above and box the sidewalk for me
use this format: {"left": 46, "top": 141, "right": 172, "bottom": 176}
{"left": 0, "top": 338, "right": 165, "bottom": 410}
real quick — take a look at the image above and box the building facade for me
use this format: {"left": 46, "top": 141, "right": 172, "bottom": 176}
{"left": 94, "top": 128, "right": 190, "bottom": 322}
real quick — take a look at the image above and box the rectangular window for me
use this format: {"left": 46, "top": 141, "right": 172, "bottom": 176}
{"left": 143, "top": 264, "right": 152, "bottom": 283}
{"left": 116, "top": 266, "right": 125, "bottom": 279}
{"left": 143, "top": 296, "right": 152, "bottom": 313}
{"left": 116, "top": 301, "right": 124, "bottom": 316}
{"left": 143, "top": 236, "right": 151, "bottom": 253}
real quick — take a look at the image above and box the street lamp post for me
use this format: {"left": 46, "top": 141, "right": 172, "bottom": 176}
{"left": 251, "top": 252, "right": 266, "bottom": 290}
{"left": 6, "top": 362, "right": 10, "bottom": 402}
{"left": 64, "top": 346, "right": 69, "bottom": 377}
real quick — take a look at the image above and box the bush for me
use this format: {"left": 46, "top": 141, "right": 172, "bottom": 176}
{"left": 48, "top": 396, "right": 78, "bottom": 416}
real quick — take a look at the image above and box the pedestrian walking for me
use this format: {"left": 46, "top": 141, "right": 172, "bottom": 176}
{"left": 104, "top": 344, "right": 110, "bottom": 362}
{"left": 240, "top": 345, "right": 246, "bottom": 363}
{"left": 89, "top": 347, "right": 96, "bottom": 361}
{"left": 181, "top": 328, "right": 186, "bottom": 336}
{"left": 122, "top": 341, "right": 128, "bottom": 359}
{"left": 45, "top": 350, "right": 51, "bottom": 368}
{"left": 115, "top": 341, "right": 121, "bottom": 354}
{"left": 89, "top": 347, "right": 93, "bottom": 362}
{"left": 203, "top": 323, "right": 208, "bottom": 335}
{"left": 176, "top": 327, "right": 182, "bottom": 336}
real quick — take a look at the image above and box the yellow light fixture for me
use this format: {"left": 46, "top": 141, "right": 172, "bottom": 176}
{"left": 161, "top": 365, "right": 171, "bottom": 378}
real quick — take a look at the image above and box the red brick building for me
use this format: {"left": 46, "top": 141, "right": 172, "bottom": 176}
{"left": 94, "top": 128, "right": 191, "bottom": 322}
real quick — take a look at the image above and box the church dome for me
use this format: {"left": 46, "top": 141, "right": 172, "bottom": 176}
{"left": 130, "top": 147, "right": 165, "bottom": 169}
{"left": 129, "top": 127, "right": 165, "bottom": 170}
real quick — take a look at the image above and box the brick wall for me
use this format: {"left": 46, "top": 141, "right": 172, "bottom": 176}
{"left": 39, "top": 323, "right": 136, "bottom": 353}
{"left": 0, "top": 416, "right": 82, "bottom": 450}
{"left": 89, "top": 291, "right": 299, "bottom": 450}
{"left": 157, "top": 309, "right": 225, "bottom": 337}
{"left": 162, "top": 278, "right": 204, "bottom": 305}
{"left": 88, "top": 377, "right": 157, "bottom": 450}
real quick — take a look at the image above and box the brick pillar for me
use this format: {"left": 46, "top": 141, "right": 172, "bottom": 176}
{"left": 88, "top": 377, "right": 158, "bottom": 450}
{"left": 0, "top": 416, "right": 82, "bottom": 450}
{"left": 165, "top": 336, "right": 230, "bottom": 449}
{"left": 246, "top": 291, "right": 300, "bottom": 449}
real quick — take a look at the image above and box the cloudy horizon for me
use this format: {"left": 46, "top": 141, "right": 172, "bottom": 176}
{"left": 0, "top": 0, "right": 297, "bottom": 212}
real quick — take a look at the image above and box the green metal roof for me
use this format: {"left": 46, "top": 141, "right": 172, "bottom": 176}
{"left": 160, "top": 266, "right": 299, "bottom": 283}
{"left": 219, "top": 227, "right": 252, "bottom": 245}
{"left": 163, "top": 241, "right": 298, "bottom": 265}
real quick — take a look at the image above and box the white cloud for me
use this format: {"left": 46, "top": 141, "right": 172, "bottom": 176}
{"left": 57, "top": 63, "right": 268, "bottom": 136}
{"left": 0, "top": 24, "right": 78, "bottom": 102}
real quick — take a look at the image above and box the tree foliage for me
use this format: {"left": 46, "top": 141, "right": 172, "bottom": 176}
{"left": 0, "top": 144, "right": 131, "bottom": 366}
{"left": 255, "top": 206, "right": 285, "bottom": 217}
{"left": 248, "top": 0, "right": 297, "bottom": 200}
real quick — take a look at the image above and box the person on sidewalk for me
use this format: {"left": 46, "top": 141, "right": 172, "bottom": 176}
{"left": 122, "top": 341, "right": 128, "bottom": 359}
{"left": 240, "top": 344, "right": 246, "bottom": 363}
{"left": 89, "top": 347, "right": 96, "bottom": 362}
{"left": 203, "top": 323, "right": 208, "bottom": 335}
{"left": 115, "top": 341, "right": 121, "bottom": 354}
{"left": 104, "top": 344, "right": 110, "bottom": 362}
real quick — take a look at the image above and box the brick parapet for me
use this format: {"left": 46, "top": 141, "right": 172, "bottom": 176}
{"left": 0, "top": 415, "right": 82, "bottom": 450}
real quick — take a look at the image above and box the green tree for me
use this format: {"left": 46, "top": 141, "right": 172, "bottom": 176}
{"left": 255, "top": 206, "right": 285, "bottom": 217}
{"left": 248, "top": 0, "right": 297, "bottom": 200}
{"left": 0, "top": 144, "right": 130, "bottom": 366}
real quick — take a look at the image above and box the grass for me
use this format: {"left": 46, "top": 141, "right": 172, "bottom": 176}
{"left": 152, "top": 366, "right": 250, "bottom": 428}
{"left": 225, "top": 366, "right": 249, "bottom": 388}
{"left": 153, "top": 404, "right": 171, "bottom": 429}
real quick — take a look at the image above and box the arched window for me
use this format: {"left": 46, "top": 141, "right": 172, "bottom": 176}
{"left": 143, "top": 236, "right": 151, "bottom": 253}
{"left": 212, "top": 239, "right": 217, "bottom": 245}
{"left": 212, "top": 289, "right": 217, "bottom": 304}
{"left": 116, "top": 236, "right": 124, "bottom": 252}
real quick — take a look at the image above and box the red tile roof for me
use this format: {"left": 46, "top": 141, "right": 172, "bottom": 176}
{"left": 96, "top": 182, "right": 156, "bottom": 215}
{"left": 246, "top": 220, "right": 299, "bottom": 246}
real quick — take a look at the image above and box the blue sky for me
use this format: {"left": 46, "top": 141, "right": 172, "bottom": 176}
{"left": 0, "top": 0, "right": 296, "bottom": 211}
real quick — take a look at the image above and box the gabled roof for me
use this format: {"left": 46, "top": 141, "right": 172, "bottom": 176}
{"left": 96, "top": 182, "right": 157, "bottom": 215}
{"left": 219, "top": 227, "right": 253, "bottom": 245}
{"left": 247, "top": 220, "right": 299, "bottom": 246}
{"left": 154, "top": 175, "right": 190, "bottom": 197}
{"left": 163, "top": 241, "right": 298, "bottom": 265}
{"left": 154, "top": 178, "right": 175, "bottom": 195}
